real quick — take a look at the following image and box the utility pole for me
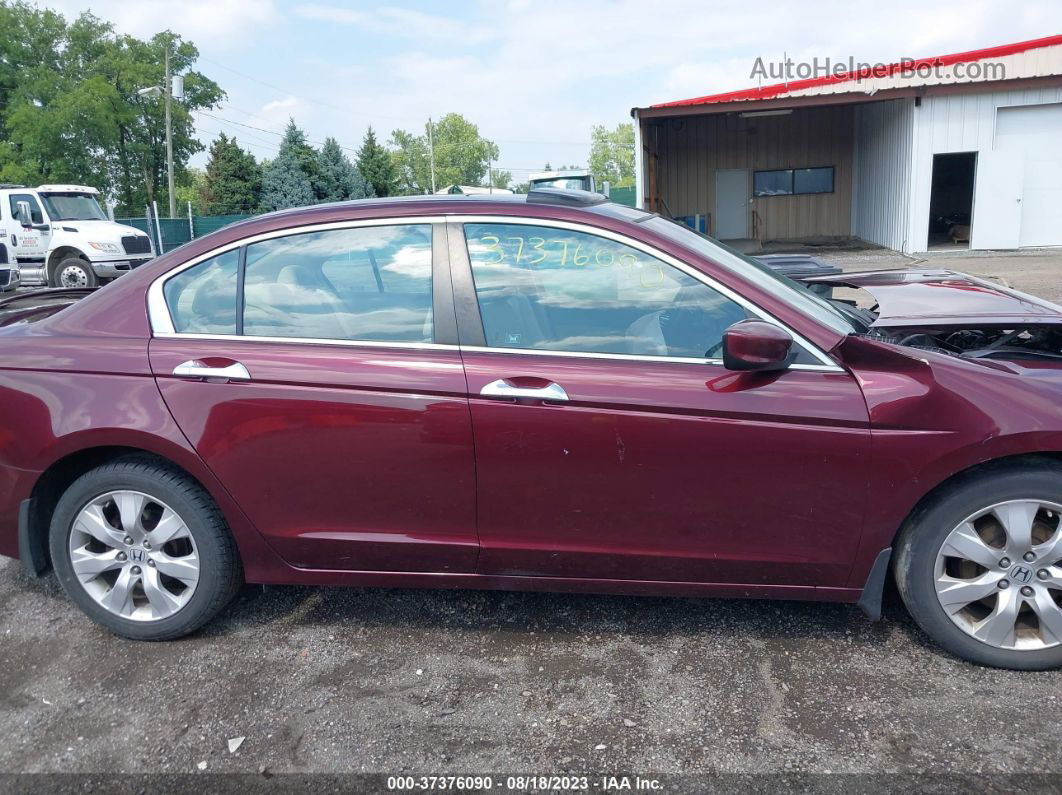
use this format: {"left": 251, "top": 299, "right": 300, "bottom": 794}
{"left": 427, "top": 117, "right": 437, "bottom": 194}
{"left": 164, "top": 43, "right": 176, "bottom": 218}
{"left": 487, "top": 150, "right": 493, "bottom": 194}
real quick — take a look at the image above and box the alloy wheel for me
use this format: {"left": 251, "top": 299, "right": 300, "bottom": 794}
{"left": 68, "top": 490, "right": 200, "bottom": 621}
{"left": 935, "top": 499, "right": 1062, "bottom": 650}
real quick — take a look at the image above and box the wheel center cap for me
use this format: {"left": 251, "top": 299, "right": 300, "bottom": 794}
{"left": 1009, "top": 563, "right": 1035, "bottom": 584}
{"left": 127, "top": 547, "right": 147, "bottom": 565}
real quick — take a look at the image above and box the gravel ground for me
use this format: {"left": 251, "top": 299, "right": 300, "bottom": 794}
{"left": 3, "top": 560, "right": 1061, "bottom": 783}
{"left": 3, "top": 247, "right": 1062, "bottom": 787}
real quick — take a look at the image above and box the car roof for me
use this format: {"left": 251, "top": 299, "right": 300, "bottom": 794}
{"left": 251, "top": 188, "right": 651, "bottom": 226}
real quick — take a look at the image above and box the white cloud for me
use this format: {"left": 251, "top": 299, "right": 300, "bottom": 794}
{"left": 45, "top": 0, "right": 280, "bottom": 47}
{"left": 291, "top": 3, "right": 367, "bottom": 25}
{"left": 37, "top": 0, "right": 1058, "bottom": 177}
{"left": 250, "top": 96, "right": 311, "bottom": 131}
{"left": 292, "top": 4, "right": 492, "bottom": 43}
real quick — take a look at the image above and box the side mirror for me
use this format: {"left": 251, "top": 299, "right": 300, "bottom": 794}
{"left": 722, "top": 319, "right": 795, "bottom": 372}
{"left": 16, "top": 201, "right": 33, "bottom": 228}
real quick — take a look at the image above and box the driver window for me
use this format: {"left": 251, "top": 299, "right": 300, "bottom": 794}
{"left": 9, "top": 194, "right": 43, "bottom": 225}
{"left": 464, "top": 223, "right": 748, "bottom": 358}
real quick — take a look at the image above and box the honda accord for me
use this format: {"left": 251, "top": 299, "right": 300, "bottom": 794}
{"left": 1, "top": 189, "right": 1061, "bottom": 670}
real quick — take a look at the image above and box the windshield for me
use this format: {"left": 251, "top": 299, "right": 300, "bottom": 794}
{"left": 644, "top": 217, "right": 856, "bottom": 335}
{"left": 40, "top": 193, "right": 107, "bottom": 221}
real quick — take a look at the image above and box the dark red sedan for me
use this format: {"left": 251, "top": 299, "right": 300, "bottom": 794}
{"left": 2, "top": 189, "right": 1062, "bottom": 670}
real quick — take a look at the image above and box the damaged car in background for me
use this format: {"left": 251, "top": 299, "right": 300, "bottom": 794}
{"left": 806, "top": 268, "right": 1062, "bottom": 362}
{"left": 2, "top": 192, "right": 1062, "bottom": 673}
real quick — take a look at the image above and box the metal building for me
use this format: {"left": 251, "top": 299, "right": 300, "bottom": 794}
{"left": 632, "top": 35, "right": 1062, "bottom": 253}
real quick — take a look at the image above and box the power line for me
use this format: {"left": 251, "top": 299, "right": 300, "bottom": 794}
{"left": 196, "top": 112, "right": 553, "bottom": 173}
{"left": 197, "top": 54, "right": 633, "bottom": 149}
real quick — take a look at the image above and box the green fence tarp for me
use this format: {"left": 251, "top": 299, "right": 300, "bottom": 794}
{"left": 115, "top": 214, "right": 253, "bottom": 255}
{"left": 118, "top": 195, "right": 639, "bottom": 253}
{"left": 609, "top": 185, "right": 636, "bottom": 207}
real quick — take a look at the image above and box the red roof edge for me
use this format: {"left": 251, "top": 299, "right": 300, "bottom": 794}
{"left": 651, "top": 34, "right": 1062, "bottom": 109}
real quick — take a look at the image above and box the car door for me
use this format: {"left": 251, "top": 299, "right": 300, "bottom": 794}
{"left": 451, "top": 218, "right": 872, "bottom": 587}
{"left": 8, "top": 192, "right": 50, "bottom": 262}
{"left": 148, "top": 219, "right": 479, "bottom": 573}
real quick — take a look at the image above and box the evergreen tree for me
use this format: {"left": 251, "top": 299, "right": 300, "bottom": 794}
{"left": 259, "top": 148, "right": 314, "bottom": 211}
{"left": 201, "top": 133, "right": 260, "bottom": 214}
{"left": 356, "top": 126, "right": 396, "bottom": 197}
{"left": 317, "top": 136, "right": 373, "bottom": 202}
{"left": 274, "top": 118, "right": 321, "bottom": 198}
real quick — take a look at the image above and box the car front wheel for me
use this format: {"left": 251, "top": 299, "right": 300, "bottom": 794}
{"left": 49, "top": 457, "right": 241, "bottom": 640}
{"left": 895, "top": 461, "right": 1062, "bottom": 669}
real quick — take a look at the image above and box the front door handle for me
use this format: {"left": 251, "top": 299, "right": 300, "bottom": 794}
{"left": 480, "top": 378, "right": 569, "bottom": 401}
{"left": 172, "top": 359, "right": 251, "bottom": 381}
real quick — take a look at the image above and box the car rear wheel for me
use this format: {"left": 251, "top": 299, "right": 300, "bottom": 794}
{"left": 895, "top": 461, "right": 1062, "bottom": 669}
{"left": 50, "top": 256, "right": 98, "bottom": 288}
{"left": 49, "top": 457, "right": 241, "bottom": 640}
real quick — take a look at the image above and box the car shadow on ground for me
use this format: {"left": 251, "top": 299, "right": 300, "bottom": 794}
{"left": 5, "top": 561, "right": 933, "bottom": 654}
{"left": 214, "top": 578, "right": 919, "bottom": 648}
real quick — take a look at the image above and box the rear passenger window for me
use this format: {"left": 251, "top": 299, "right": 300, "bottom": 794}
{"left": 242, "top": 225, "right": 433, "bottom": 342}
{"left": 163, "top": 249, "right": 239, "bottom": 334}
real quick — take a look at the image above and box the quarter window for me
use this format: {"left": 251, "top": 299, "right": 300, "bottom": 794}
{"left": 163, "top": 249, "right": 240, "bottom": 334}
{"left": 242, "top": 225, "right": 433, "bottom": 342}
{"left": 464, "top": 223, "right": 748, "bottom": 359}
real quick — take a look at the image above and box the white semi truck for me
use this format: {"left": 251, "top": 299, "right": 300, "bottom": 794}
{"left": 0, "top": 184, "right": 154, "bottom": 287}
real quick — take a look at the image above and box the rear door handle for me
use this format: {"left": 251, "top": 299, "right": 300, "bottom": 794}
{"left": 479, "top": 378, "right": 569, "bottom": 401}
{"left": 172, "top": 359, "right": 251, "bottom": 381}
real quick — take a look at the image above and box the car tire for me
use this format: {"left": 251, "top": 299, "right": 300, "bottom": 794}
{"left": 49, "top": 456, "right": 242, "bottom": 640}
{"left": 895, "top": 459, "right": 1062, "bottom": 670}
{"left": 50, "top": 256, "right": 98, "bottom": 288}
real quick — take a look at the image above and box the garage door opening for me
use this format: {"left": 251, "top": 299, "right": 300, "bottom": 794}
{"left": 928, "top": 152, "right": 977, "bottom": 249}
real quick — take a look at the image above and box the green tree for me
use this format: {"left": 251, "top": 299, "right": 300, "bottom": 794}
{"left": 260, "top": 148, "right": 314, "bottom": 211}
{"left": 489, "top": 169, "right": 512, "bottom": 190}
{"left": 589, "top": 122, "right": 635, "bottom": 186}
{"left": 175, "top": 166, "right": 207, "bottom": 213}
{"left": 355, "top": 126, "right": 395, "bottom": 197}
{"left": 201, "top": 133, "right": 260, "bottom": 214}
{"left": 276, "top": 118, "right": 322, "bottom": 198}
{"left": 389, "top": 128, "right": 429, "bottom": 194}
{"left": 0, "top": 4, "right": 224, "bottom": 215}
{"left": 317, "top": 136, "right": 372, "bottom": 202}
{"left": 389, "top": 113, "right": 499, "bottom": 194}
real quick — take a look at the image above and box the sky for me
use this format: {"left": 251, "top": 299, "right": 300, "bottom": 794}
{"left": 39, "top": 0, "right": 1062, "bottom": 182}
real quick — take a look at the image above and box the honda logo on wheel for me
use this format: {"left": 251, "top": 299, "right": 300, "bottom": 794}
{"left": 129, "top": 548, "right": 145, "bottom": 563}
{"left": 1009, "top": 564, "right": 1033, "bottom": 584}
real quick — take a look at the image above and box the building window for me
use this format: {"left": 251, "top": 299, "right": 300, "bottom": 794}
{"left": 753, "top": 167, "right": 834, "bottom": 197}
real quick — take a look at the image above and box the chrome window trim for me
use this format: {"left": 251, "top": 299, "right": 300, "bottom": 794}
{"left": 153, "top": 331, "right": 458, "bottom": 352}
{"left": 453, "top": 215, "right": 844, "bottom": 372}
{"left": 456, "top": 344, "right": 840, "bottom": 372}
{"left": 146, "top": 216, "right": 446, "bottom": 336}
